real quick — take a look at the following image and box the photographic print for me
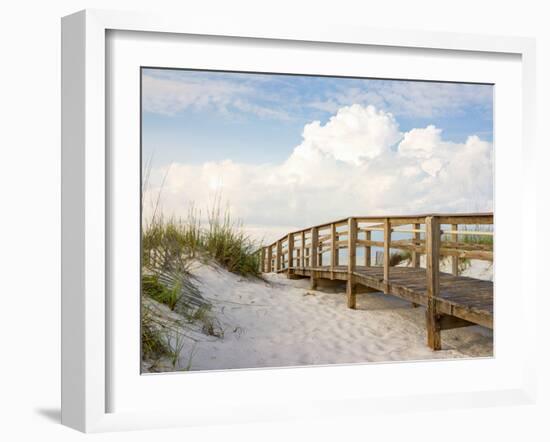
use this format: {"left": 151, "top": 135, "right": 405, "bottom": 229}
{"left": 140, "top": 68, "right": 494, "bottom": 373}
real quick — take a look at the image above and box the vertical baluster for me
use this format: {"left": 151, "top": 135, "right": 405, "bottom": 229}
{"left": 365, "top": 229, "right": 371, "bottom": 267}
{"left": 318, "top": 230, "right": 323, "bottom": 267}
{"left": 426, "top": 216, "right": 441, "bottom": 350}
{"left": 411, "top": 222, "right": 421, "bottom": 308}
{"left": 383, "top": 218, "right": 391, "bottom": 293}
{"left": 301, "top": 231, "right": 306, "bottom": 268}
{"left": 451, "top": 223, "right": 459, "bottom": 276}
{"left": 260, "top": 247, "right": 266, "bottom": 273}
{"left": 310, "top": 226, "right": 318, "bottom": 289}
{"left": 330, "top": 223, "right": 336, "bottom": 279}
{"left": 276, "top": 240, "right": 281, "bottom": 272}
{"left": 287, "top": 233, "right": 294, "bottom": 278}
{"left": 412, "top": 223, "right": 420, "bottom": 268}
{"left": 347, "top": 217, "right": 357, "bottom": 309}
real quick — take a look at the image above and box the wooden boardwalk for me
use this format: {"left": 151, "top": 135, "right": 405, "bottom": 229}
{"left": 259, "top": 213, "right": 493, "bottom": 350}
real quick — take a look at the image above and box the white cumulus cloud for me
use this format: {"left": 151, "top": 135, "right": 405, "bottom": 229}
{"left": 144, "top": 104, "right": 493, "bottom": 243}
{"left": 291, "top": 104, "right": 401, "bottom": 165}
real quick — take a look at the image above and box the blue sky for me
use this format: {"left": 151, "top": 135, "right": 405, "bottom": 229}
{"left": 142, "top": 68, "right": 493, "bottom": 167}
{"left": 141, "top": 68, "right": 494, "bottom": 242}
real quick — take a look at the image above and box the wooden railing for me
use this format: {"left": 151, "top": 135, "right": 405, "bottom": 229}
{"left": 260, "top": 213, "right": 493, "bottom": 275}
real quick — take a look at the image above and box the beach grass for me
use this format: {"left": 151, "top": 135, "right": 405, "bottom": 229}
{"left": 443, "top": 224, "right": 493, "bottom": 246}
{"left": 202, "top": 204, "right": 260, "bottom": 277}
{"left": 142, "top": 203, "right": 261, "bottom": 278}
{"left": 141, "top": 304, "right": 171, "bottom": 365}
{"left": 142, "top": 274, "right": 182, "bottom": 311}
{"left": 390, "top": 250, "right": 411, "bottom": 266}
{"left": 141, "top": 197, "right": 259, "bottom": 370}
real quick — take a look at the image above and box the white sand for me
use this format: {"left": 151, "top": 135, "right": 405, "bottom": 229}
{"left": 413, "top": 255, "right": 493, "bottom": 281}
{"left": 144, "top": 260, "right": 493, "bottom": 372}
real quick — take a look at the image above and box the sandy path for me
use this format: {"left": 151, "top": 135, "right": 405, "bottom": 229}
{"left": 171, "top": 263, "right": 493, "bottom": 371}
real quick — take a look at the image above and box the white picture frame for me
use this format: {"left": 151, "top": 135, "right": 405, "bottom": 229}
{"left": 61, "top": 9, "right": 537, "bottom": 433}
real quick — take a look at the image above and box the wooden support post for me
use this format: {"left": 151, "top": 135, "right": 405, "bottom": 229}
{"left": 267, "top": 245, "right": 273, "bottom": 273}
{"left": 451, "top": 223, "right": 459, "bottom": 276}
{"left": 347, "top": 217, "right": 357, "bottom": 309}
{"left": 301, "top": 231, "right": 306, "bottom": 268}
{"left": 310, "top": 226, "right": 318, "bottom": 289}
{"left": 275, "top": 240, "right": 282, "bottom": 272}
{"left": 330, "top": 223, "right": 336, "bottom": 279}
{"left": 287, "top": 233, "right": 294, "bottom": 278}
{"left": 383, "top": 218, "right": 391, "bottom": 293}
{"left": 426, "top": 216, "right": 441, "bottom": 350}
{"left": 365, "top": 229, "right": 371, "bottom": 267}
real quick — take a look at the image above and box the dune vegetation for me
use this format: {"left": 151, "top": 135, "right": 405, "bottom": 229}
{"left": 140, "top": 197, "right": 261, "bottom": 371}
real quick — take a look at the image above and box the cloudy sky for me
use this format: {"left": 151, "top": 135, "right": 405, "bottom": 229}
{"left": 142, "top": 68, "right": 493, "bottom": 243}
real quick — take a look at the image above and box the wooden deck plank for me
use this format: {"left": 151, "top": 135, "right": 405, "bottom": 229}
{"left": 292, "top": 264, "right": 493, "bottom": 329}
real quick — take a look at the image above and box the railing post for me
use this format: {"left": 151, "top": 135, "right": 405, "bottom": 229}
{"left": 276, "top": 240, "right": 282, "bottom": 272}
{"left": 412, "top": 223, "right": 420, "bottom": 268}
{"left": 451, "top": 223, "right": 459, "bottom": 276}
{"left": 330, "top": 223, "right": 336, "bottom": 280}
{"left": 347, "top": 217, "right": 357, "bottom": 309}
{"left": 383, "top": 218, "right": 391, "bottom": 293}
{"left": 310, "top": 226, "right": 318, "bottom": 289}
{"left": 267, "top": 245, "right": 273, "bottom": 273}
{"left": 426, "top": 216, "right": 441, "bottom": 350}
{"left": 287, "top": 233, "right": 294, "bottom": 278}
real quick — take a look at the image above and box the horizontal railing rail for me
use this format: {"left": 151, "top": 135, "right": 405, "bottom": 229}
{"left": 260, "top": 213, "right": 493, "bottom": 273}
